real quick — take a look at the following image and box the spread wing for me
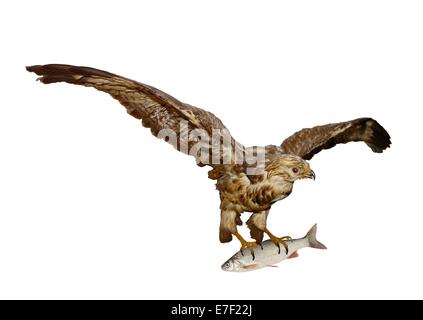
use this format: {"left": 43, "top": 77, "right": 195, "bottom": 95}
{"left": 26, "top": 64, "right": 244, "bottom": 167}
{"left": 280, "top": 118, "right": 391, "bottom": 160}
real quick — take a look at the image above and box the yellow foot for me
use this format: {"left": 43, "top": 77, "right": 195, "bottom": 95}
{"left": 240, "top": 241, "right": 258, "bottom": 260}
{"left": 264, "top": 228, "right": 292, "bottom": 255}
{"left": 233, "top": 231, "right": 258, "bottom": 260}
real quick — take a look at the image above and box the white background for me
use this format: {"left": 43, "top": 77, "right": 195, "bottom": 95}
{"left": 1, "top": 0, "right": 422, "bottom": 299}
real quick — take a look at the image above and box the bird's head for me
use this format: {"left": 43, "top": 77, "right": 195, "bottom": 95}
{"left": 266, "top": 154, "right": 315, "bottom": 182}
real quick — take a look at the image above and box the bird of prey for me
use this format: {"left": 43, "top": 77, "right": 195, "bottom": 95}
{"left": 27, "top": 64, "right": 391, "bottom": 258}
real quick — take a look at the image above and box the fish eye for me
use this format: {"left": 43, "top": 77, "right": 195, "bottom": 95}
{"left": 292, "top": 167, "right": 298, "bottom": 173}
{"left": 223, "top": 262, "right": 231, "bottom": 270}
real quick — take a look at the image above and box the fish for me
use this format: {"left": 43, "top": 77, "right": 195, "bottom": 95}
{"left": 221, "top": 224, "right": 327, "bottom": 272}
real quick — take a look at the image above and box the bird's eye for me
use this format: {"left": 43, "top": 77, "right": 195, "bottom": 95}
{"left": 292, "top": 167, "right": 299, "bottom": 173}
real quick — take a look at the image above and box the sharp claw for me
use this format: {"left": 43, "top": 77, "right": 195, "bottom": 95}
{"left": 240, "top": 250, "right": 244, "bottom": 256}
{"left": 251, "top": 251, "right": 255, "bottom": 261}
{"left": 276, "top": 243, "right": 281, "bottom": 254}
{"left": 259, "top": 243, "right": 263, "bottom": 250}
{"left": 281, "top": 240, "right": 289, "bottom": 255}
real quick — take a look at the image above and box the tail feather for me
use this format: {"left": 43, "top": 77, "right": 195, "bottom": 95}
{"left": 305, "top": 224, "right": 327, "bottom": 249}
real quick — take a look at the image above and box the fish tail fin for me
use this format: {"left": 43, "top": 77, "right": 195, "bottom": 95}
{"left": 305, "top": 224, "right": 327, "bottom": 250}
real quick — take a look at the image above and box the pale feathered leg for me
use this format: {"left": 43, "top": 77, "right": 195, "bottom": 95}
{"left": 220, "top": 208, "right": 257, "bottom": 260}
{"left": 246, "top": 211, "right": 268, "bottom": 243}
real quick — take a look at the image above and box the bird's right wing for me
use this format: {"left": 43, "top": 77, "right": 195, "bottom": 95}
{"left": 27, "top": 64, "right": 245, "bottom": 167}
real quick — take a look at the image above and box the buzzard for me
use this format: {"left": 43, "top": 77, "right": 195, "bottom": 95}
{"left": 27, "top": 64, "right": 391, "bottom": 258}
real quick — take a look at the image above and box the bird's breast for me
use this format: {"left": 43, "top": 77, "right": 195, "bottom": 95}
{"left": 217, "top": 174, "right": 293, "bottom": 212}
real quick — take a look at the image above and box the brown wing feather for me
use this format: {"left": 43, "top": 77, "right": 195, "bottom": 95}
{"left": 26, "top": 64, "right": 244, "bottom": 166}
{"left": 280, "top": 118, "right": 391, "bottom": 160}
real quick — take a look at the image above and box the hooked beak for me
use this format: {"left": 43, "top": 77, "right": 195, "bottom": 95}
{"left": 306, "top": 170, "right": 316, "bottom": 180}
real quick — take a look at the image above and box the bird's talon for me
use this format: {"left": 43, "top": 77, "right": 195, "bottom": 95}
{"left": 240, "top": 241, "right": 257, "bottom": 260}
{"left": 234, "top": 232, "right": 257, "bottom": 260}
{"left": 264, "top": 229, "right": 290, "bottom": 255}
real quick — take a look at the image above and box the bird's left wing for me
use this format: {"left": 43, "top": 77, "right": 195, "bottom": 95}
{"left": 27, "top": 64, "right": 244, "bottom": 167}
{"left": 280, "top": 118, "right": 391, "bottom": 160}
